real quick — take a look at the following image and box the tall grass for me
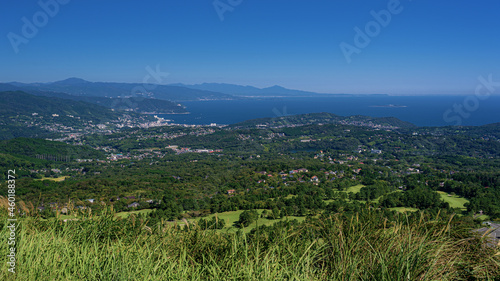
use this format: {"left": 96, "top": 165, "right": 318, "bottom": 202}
{"left": 0, "top": 208, "right": 498, "bottom": 280}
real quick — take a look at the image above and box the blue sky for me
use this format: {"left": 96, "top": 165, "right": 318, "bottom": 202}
{"left": 1, "top": 0, "right": 500, "bottom": 95}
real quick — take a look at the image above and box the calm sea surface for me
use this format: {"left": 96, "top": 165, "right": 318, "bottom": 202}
{"left": 158, "top": 96, "right": 500, "bottom": 127}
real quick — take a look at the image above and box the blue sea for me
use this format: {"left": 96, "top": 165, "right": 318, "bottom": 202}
{"left": 158, "top": 96, "right": 500, "bottom": 127}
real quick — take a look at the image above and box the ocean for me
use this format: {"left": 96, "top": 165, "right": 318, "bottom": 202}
{"left": 158, "top": 96, "right": 500, "bottom": 127}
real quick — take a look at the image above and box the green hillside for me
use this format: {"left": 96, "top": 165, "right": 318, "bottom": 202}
{"left": 0, "top": 91, "right": 120, "bottom": 121}
{"left": 0, "top": 138, "right": 104, "bottom": 160}
{"left": 231, "top": 112, "right": 416, "bottom": 129}
{"left": 0, "top": 91, "right": 153, "bottom": 140}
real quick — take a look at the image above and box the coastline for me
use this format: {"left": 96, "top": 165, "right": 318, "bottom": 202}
{"left": 369, "top": 104, "right": 407, "bottom": 108}
{"left": 144, "top": 112, "right": 191, "bottom": 115}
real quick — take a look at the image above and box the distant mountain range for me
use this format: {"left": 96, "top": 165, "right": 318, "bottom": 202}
{"left": 169, "top": 83, "right": 331, "bottom": 97}
{"left": 2, "top": 78, "right": 387, "bottom": 104}
{"left": 5, "top": 78, "right": 236, "bottom": 102}
{"left": 170, "top": 83, "right": 388, "bottom": 97}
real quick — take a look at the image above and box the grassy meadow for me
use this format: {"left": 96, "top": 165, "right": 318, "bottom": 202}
{"left": 343, "top": 184, "right": 364, "bottom": 194}
{"left": 389, "top": 207, "right": 419, "bottom": 213}
{"left": 34, "top": 176, "right": 69, "bottom": 182}
{"left": 438, "top": 191, "right": 470, "bottom": 210}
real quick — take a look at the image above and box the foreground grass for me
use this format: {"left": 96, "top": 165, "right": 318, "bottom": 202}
{"left": 1, "top": 209, "right": 498, "bottom": 280}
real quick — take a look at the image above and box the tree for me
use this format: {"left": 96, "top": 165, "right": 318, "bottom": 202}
{"left": 270, "top": 207, "right": 280, "bottom": 220}
{"left": 261, "top": 210, "right": 268, "bottom": 218}
{"left": 237, "top": 210, "right": 258, "bottom": 228}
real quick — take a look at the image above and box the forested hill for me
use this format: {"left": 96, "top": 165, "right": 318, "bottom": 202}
{"left": 0, "top": 138, "right": 103, "bottom": 179}
{"left": 474, "top": 122, "right": 500, "bottom": 138}
{"left": 0, "top": 91, "right": 153, "bottom": 140}
{"left": 229, "top": 112, "right": 416, "bottom": 129}
{"left": 81, "top": 96, "right": 188, "bottom": 114}
{"left": 0, "top": 138, "right": 104, "bottom": 160}
{"left": 1, "top": 91, "right": 119, "bottom": 121}
{"left": 0, "top": 85, "right": 187, "bottom": 114}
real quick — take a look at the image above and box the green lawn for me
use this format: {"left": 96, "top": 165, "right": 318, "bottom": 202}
{"left": 437, "top": 191, "right": 469, "bottom": 210}
{"left": 194, "top": 210, "right": 243, "bottom": 228}
{"left": 476, "top": 214, "right": 491, "bottom": 220}
{"left": 151, "top": 209, "right": 306, "bottom": 233}
{"left": 191, "top": 209, "right": 306, "bottom": 233}
{"left": 115, "top": 208, "right": 154, "bottom": 218}
{"left": 389, "top": 207, "right": 419, "bottom": 213}
{"left": 343, "top": 184, "right": 364, "bottom": 194}
{"left": 324, "top": 184, "right": 366, "bottom": 204}
{"left": 35, "top": 176, "right": 69, "bottom": 182}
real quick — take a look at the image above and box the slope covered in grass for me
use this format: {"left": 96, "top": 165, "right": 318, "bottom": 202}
{"left": 0, "top": 208, "right": 498, "bottom": 280}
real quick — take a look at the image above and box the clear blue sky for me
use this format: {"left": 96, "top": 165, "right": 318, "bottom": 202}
{"left": 1, "top": 0, "right": 500, "bottom": 95}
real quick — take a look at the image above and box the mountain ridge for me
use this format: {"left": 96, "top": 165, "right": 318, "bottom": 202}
{"left": 8, "top": 79, "right": 238, "bottom": 102}
{"left": 6, "top": 78, "right": 389, "bottom": 100}
{"left": 172, "top": 82, "right": 389, "bottom": 97}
